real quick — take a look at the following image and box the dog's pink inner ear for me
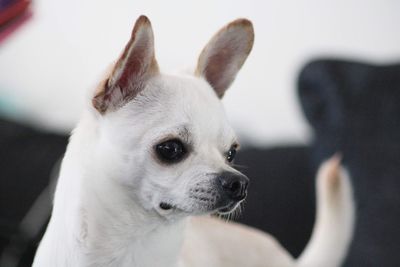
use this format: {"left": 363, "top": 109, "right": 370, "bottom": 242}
{"left": 93, "top": 15, "right": 159, "bottom": 114}
{"left": 196, "top": 19, "right": 254, "bottom": 98}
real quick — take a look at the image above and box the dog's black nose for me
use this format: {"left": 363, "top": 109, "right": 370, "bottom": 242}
{"left": 217, "top": 172, "right": 249, "bottom": 201}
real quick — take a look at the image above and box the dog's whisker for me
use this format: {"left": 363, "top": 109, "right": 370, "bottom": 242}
{"left": 231, "top": 163, "right": 248, "bottom": 169}
{"left": 227, "top": 212, "right": 232, "bottom": 222}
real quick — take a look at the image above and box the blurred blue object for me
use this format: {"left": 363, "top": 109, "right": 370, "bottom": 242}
{"left": 0, "top": 95, "right": 21, "bottom": 117}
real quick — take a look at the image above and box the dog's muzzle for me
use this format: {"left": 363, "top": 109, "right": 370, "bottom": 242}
{"left": 158, "top": 172, "right": 249, "bottom": 216}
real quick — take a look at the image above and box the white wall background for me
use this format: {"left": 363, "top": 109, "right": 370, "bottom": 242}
{"left": 1, "top": 0, "right": 400, "bottom": 146}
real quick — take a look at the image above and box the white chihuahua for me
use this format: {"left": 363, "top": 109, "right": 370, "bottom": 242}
{"left": 33, "top": 16, "right": 354, "bottom": 267}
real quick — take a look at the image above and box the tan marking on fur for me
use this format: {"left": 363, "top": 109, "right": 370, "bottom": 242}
{"left": 324, "top": 153, "right": 343, "bottom": 193}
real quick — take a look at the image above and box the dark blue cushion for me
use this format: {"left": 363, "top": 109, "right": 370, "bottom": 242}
{"left": 298, "top": 59, "right": 400, "bottom": 267}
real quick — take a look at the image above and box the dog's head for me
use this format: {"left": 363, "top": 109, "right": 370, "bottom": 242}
{"left": 90, "top": 16, "right": 254, "bottom": 220}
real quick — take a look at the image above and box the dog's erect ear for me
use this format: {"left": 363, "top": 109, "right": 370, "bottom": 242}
{"left": 93, "top": 15, "right": 159, "bottom": 113}
{"left": 195, "top": 19, "right": 254, "bottom": 98}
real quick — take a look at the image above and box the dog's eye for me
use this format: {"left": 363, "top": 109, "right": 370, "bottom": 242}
{"left": 226, "top": 146, "right": 237, "bottom": 163}
{"left": 155, "top": 139, "right": 187, "bottom": 163}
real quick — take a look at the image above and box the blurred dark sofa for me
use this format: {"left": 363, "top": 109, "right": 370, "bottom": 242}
{"left": 0, "top": 59, "right": 399, "bottom": 267}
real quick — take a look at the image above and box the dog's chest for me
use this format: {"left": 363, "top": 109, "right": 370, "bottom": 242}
{"left": 83, "top": 221, "right": 186, "bottom": 267}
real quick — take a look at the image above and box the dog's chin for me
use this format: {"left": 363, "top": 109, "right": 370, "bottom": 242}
{"left": 154, "top": 200, "right": 243, "bottom": 219}
{"left": 215, "top": 201, "right": 241, "bottom": 215}
{"left": 191, "top": 201, "right": 243, "bottom": 216}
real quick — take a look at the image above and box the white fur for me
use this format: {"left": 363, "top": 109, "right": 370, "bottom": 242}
{"left": 33, "top": 17, "right": 354, "bottom": 267}
{"left": 297, "top": 157, "right": 355, "bottom": 267}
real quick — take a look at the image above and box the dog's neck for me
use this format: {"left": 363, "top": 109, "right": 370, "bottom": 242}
{"left": 36, "top": 114, "right": 186, "bottom": 267}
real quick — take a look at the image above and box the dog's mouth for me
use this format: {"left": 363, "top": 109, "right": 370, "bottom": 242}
{"left": 159, "top": 202, "right": 174, "bottom": 210}
{"left": 156, "top": 198, "right": 243, "bottom": 217}
{"left": 159, "top": 202, "right": 176, "bottom": 211}
{"left": 155, "top": 202, "right": 181, "bottom": 217}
